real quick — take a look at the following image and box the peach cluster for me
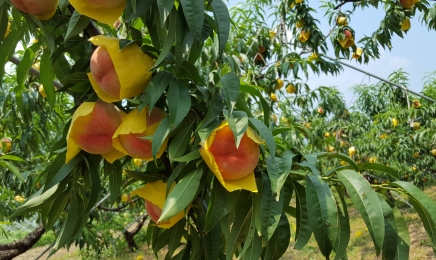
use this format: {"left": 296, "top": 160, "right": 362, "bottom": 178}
{"left": 65, "top": 34, "right": 158, "bottom": 163}
{"left": 66, "top": 102, "right": 167, "bottom": 163}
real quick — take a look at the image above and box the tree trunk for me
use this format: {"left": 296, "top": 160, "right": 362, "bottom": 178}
{"left": 123, "top": 215, "right": 148, "bottom": 251}
{"left": 0, "top": 224, "right": 45, "bottom": 260}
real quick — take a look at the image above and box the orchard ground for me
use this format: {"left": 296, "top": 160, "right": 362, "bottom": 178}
{"left": 11, "top": 185, "right": 436, "bottom": 260}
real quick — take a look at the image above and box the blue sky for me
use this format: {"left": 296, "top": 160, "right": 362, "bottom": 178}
{"left": 227, "top": 0, "right": 436, "bottom": 105}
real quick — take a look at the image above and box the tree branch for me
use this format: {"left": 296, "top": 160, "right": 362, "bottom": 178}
{"left": 334, "top": 0, "right": 361, "bottom": 10}
{"left": 97, "top": 197, "right": 141, "bottom": 212}
{"left": 122, "top": 214, "right": 148, "bottom": 251}
{"left": 0, "top": 224, "right": 45, "bottom": 260}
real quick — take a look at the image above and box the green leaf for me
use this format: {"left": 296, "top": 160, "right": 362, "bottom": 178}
{"left": 157, "top": 0, "right": 174, "bottom": 25}
{"left": 203, "top": 222, "right": 222, "bottom": 260}
{"left": 145, "top": 71, "right": 171, "bottom": 109}
{"left": 153, "top": 8, "right": 176, "bottom": 68}
{"left": 152, "top": 116, "right": 171, "bottom": 159}
{"left": 52, "top": 53, "right": 71, "bottom": 81}
{"left": 45, "top": 190, "right": 71, "bottom": 230}
{"left": 249, "top": 117, "right": 275, "bottom": 163}
{"left": 237, "top": 210, "right": 256, "bottom": 259}
{"left": 11, "top": 181, "right": 66, "bottom": 218}
{"left": 223, "top": 110, "right": 248, "bottom": 148}
{"left": 107, "top": 161, "right": 122, "bottom": 204}
{"left": 167, "top": 218, "right": 186, "bottom": 258}
{"left": 305, "top": 174, "right": 338, "bottom": 257}
{"left": 3, "top": 161, "right": 23, "bottom": 181}
{"left": 319, "top": 152, "right": 358, "bottom": 173}
{"left": 356, "top": 163, "right": 400, "bottom": 180}
{"left": 211, "top": 0, "right": 230, "bottom": 59}
{"left": 293, "top": 182, "right": 312, "bottom": 250}
{"left": 260, "top": 172, "right": 284, "bottom": 243}
{"left": 239, "top": 83, "right": 270, "bottom": 126}
{"left": 331, "top": 185, "right": 350, "bottom": 260}
{"left": 337, "top": 169, "right": 385, "bottom": 255}
{"left": 45, "top": 154, "right": 82, "bottom": 191}
{"left": 171, "top": 148, "right": 201, "bottom": 162}
{"left": 64, "top": 11, "right": 90, "bottom": 40}
{"left": 0, "top": 27, "right": 24, "bottom": 85}
{"left": 196, "top": 94, "right": 224, "bottom": 131}
{"left": 221, "top": 72, "right": 240, "bottom": 116}
{"left": 204, "top": 178, "right": 240, "bottom": 232}
{"left": 379, "top": 195, "right": 398, "bottom": 260}
{"left": 393, "top": 206, "right": 410, "bottom": 260}
{"left": 125, "top": 170, "right": 164, "bottom": 183}
{"left": 159, "top": 166, "right": 203, "bottom": 222}
{"left": 0, "top": 155, "right": 25, "bottom": 162}
{"left": 226, "top": 193, "right": 252, "bottom": 260}
{"left": 16, "top": 44, "right": 38, "bottom": 90}
{"left": 263, "top": 212, "right": 291, "bottom": 260}
{"left": 168, "top": 122, "right": 194, "bottom": 160}
{"left": 175, "top": 6, "right": 187, "bottom": 69}
{"left": 243, "top": 232, "right": 263, "bottom": 260}
{"left": 40, "top": 48, "right": 56, "bottom": 108}
{"left": 390, "top": 181, "right": 436, "bottom": 253}
{"left": 50, "top": 192, "right": 80, "bottom": 256}
{"left": 180, "top": 0, "right": 204, "bottom": 41}
{"left": 167, "top": 78, "right": 191, "bottom": 127}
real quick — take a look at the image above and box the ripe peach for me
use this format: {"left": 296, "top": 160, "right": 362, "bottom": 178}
{"left": 145, "top": 200, "right": 162, "bottom": 223}
{"left": 400, "top": 0, "right": 416, "bottom": 8}
{"left": 10, "top": 0, "right": 58, "bottom": 20}
{"left": 90, "top": 46, "right": 121, "bottom": 99}
{"left": 344, "top": 30, "right": 352, "bottom": 38}
{"left": 1, "top": 139, "right": 12, "bottom": 153}
{"left": 207, "top": 125, "right": 260, "bottom": 180}
{"left": 86, "top": 0, "right": 126, "bottom": 8}
{"left": 114, "top": 107, "right": 167, "bottom": 160}
{"left": 70, "top": 100, "right": 123, "bottom": 155}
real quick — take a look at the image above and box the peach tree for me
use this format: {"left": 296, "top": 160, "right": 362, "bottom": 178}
{"left": 1, "top": 0, "right": 436, "bottom": 259}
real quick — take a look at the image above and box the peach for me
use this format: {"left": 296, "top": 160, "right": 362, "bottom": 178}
{"left": 208, "top": 125, "right": 260, "bottom": 180}
{"left": 400, "top": 0, "right": 416, "bottom": 8}
{"left": 10, "top": 0, "right": 58, "bottom": 19}
{"left": 90, "top": 46, "right": 121, "bottom": 99}
{"left": 114, "top": 107, "right": 167, "bottom": 160}
{"left": 145, "top": 200, "right": 162, "bottom": 223}
{"left": 1, "top": 139, "right": 12, "bottom": 153}
{"left": 86, "top": 0, "right": 126, "bottom": 8}
{"left": 70, "top": 100, "right": 123, "bottom": 155}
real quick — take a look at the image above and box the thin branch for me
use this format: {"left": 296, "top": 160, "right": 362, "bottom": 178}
{"left": 334, "top": 0, "right": 361, "bottom": 10}
{"left": 322, "top": 54, "right": 436, "bottom": 102}
{"left": 97, "top": 197, "right": 141, "bottom": 212}
{"left": 8, "top": 56, "right": 64, "bottom": 90}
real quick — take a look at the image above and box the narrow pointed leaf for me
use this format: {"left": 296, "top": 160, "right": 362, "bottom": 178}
{"left": 159, "top": 167, "right": 203, "bottom": 222}
{"left": 305, "top": 174, "right": 338, "bottom": 257}
{"left": 337, "top": 169, "right": 385, "bottom": 255}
